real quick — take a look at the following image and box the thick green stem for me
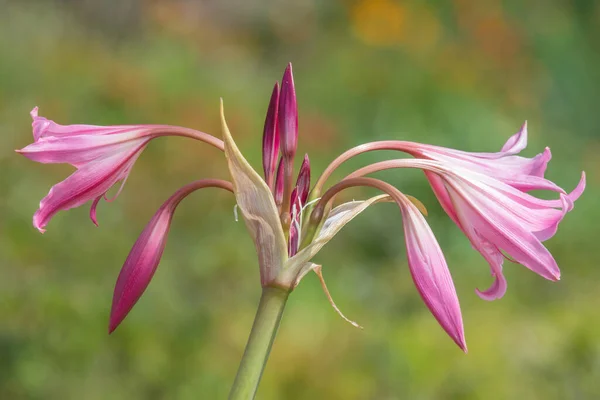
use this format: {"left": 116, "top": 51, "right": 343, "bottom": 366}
{"left": 228, "top": 287, "right": 290, "bottom": 400}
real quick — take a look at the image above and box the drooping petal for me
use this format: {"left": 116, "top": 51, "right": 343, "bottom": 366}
{"left": 278, "top": 63, "right": 298, "bottom": 159}
{"left": 220, "top": 100, "right": 289, "bottom": 286}
{"left": 346, "top": 158, "right": 583, "bottom": 300}
{"left": 109, "top": 179, "right": 233, "bottom": 333}
{"left": 398, "top": 194, "right": 466, "bottom": 351}
{"left": 33, "top": 140, "right": 149, "bottom": 232}
{"left": 446, "top": 180, "right": 561, "bottom": 283}
{"left": 262, "top": 82, "right": 280, "bottom": 186}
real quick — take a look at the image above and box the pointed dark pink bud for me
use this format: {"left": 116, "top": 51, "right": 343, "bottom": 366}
{"left": 109, "top": 179, "right": 232, "bottom": 333}
{"left": 262, "top": 83, "right": 280, "bottom": 186}
{"left": 295, "top": 154, "right": 311, "bottom": 206}
{"left": 278, "top": 63, "right": 298, "bottom": 160}
{"left": 274, "top": 157, "right": 284, "bottom": 207}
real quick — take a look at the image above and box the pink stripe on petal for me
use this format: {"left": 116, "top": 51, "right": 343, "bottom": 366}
{"left": 447, "top": 181, "right": 561, "bottom": 282}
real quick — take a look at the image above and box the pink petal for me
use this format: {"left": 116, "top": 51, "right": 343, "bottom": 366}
{"left": 500, "top": 121, "right": 528, "bottom": 154}
{"left": 30, "top": 107, "right": 137, "bottom": 141}
{"left": 446, "top": 182, "right": 561, "bottom": 282}
{"left": 33, "top": 141, "right": 148, "bottom": 232}
{"left": 399, "top": 195, "right": 467, "bottom": 352}
{"left": 18, "top": 132, "right": 145, "bottom": 168}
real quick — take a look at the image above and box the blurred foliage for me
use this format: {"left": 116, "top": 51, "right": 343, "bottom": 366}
{"left": 1, "top": 0, "right": 599, "bottom": 399}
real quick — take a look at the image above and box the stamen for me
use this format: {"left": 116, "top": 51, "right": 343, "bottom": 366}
{"left": 233, "top": 204, "right": 239, "bottom": 222}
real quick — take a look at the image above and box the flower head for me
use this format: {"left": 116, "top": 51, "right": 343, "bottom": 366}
{"left": 17, "top": 108, "right": 223, "bottom": 232}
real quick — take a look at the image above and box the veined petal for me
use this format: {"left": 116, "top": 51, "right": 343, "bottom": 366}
{"left": 18, "top": 132, "right": 147, "bottom": 168}
{"left": 30, "top": 107, "right": 136, "bottom": 141}
{"left": 33, "top": 140, "right": 149, "bottom": 232}
{"left": 220, "top": 100, "right": 288, "bottom": 286}
{"left": 446, "top": 181, "right": 561, "bottom": 282}
{"left": 109, "top": 179, "right": 233, "bottom": 333}
{"left": 398, "top": 193, "right": 466, "bottom": 351}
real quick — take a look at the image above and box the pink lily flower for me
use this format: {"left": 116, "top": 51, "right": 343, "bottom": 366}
{"left": 17, "top": 107, "right": 223, "bottom": 232}
{"left": 346, "top": 159, "right": 585, "bottom": 300}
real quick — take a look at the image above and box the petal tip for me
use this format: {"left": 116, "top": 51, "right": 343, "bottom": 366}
{"left": 30, "top": 107, "right": 39, "bottom": 119}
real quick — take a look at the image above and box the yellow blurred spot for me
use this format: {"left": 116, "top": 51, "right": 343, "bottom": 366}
{"left": 351, "top": 0, "right": 406, "bottom": 46}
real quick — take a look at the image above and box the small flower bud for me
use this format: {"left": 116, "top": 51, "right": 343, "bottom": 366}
{"left": 262, "top": 83, "right": 280, "bottom": 186}
{"left": 295, "top": 154, "right": 311, "bottom": 206}
{"left": 278, "top": 63, "right": 298, "bottom": 160}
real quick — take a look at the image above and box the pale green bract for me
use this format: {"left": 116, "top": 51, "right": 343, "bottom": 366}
{"left": 220, "top": 100, "right": 289, "bottom": 286}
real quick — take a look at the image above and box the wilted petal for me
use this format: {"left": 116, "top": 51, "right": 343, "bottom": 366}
{"left": 109, "top": 179, "right": 233, "bottom": 333}
{"left": 220, "top": 100, "right": 288, "bottom": 285}
{"left": 399, "top": 193, "right": 466, "bottom": 351}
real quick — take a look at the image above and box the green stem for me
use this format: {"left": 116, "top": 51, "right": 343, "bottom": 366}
{"left": 228, "top": 287, "right": 290, "bottom": 400}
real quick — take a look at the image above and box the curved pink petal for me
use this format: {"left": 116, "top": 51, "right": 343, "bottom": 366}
{"left": 33, "top": 141, "right": 148, "bottom": 232}
{"left": 446, "top": 180, "right": 561, "bottom": 282}
{"left": 109, "top": 179, "right": 233, "bottom": 333}
{"left": 500, "top": 121, "right": 528, "bottom": 154}
{"left": 475, "top": 272, "right": 507, "bottom": 301}
{"left": 30, "top": 107, "right": 136, "bottom": 141}
{"left": 399, "top": 195, "right": 466, "bottom": 352}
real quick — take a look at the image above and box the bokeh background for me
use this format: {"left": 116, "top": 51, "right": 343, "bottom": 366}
{"left": 1, "top": 0, "right": 599, "bottom": 399}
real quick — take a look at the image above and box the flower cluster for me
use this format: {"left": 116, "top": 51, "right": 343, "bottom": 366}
{"left": 18, "top": 64, "right": 584, "bottom": 351}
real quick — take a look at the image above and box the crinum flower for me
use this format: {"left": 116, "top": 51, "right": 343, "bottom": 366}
{"left": 18, "top": 64, "right": 584, "bottom": 371}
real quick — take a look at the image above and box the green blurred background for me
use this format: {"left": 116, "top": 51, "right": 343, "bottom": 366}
{"left": 1, "top": 0, "right": 598, "bottom": 399}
